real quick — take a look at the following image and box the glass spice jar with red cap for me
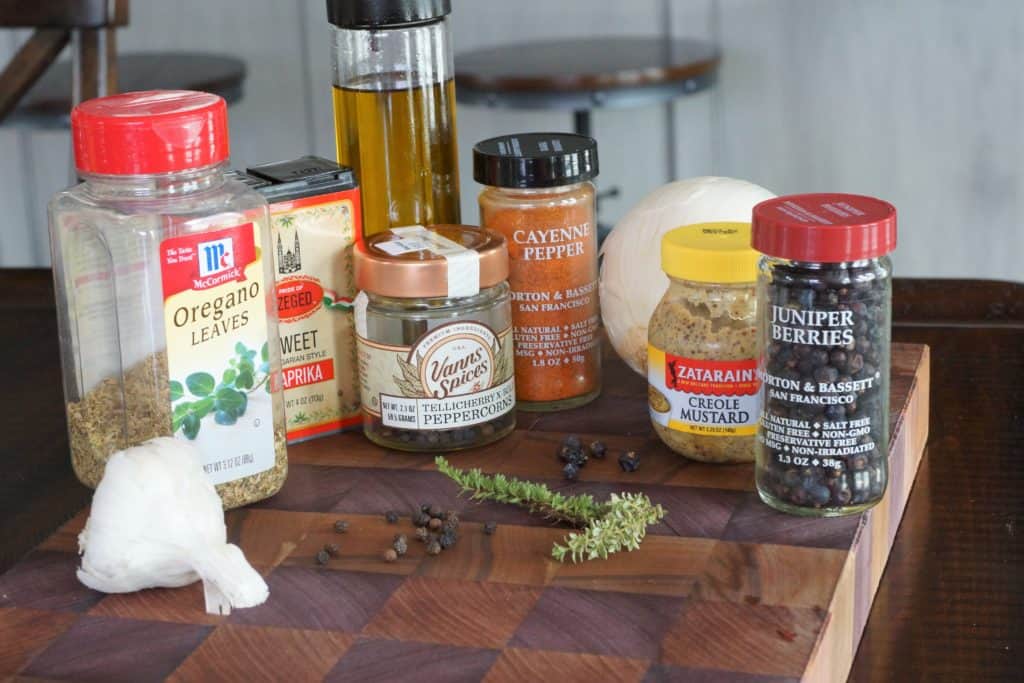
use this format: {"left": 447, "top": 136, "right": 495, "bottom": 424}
{"left": 751, "top": 193, "right": 897, "bottom": 517}
{"left": 48, "top": 90, "right": 288, "bottom": 508}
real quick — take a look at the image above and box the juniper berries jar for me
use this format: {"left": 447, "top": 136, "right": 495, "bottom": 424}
{"left": 752, "top": 194, "right": 897, "bottom": 517}
{"left": 353, "top": 225, "right": 516, "bottom": 451}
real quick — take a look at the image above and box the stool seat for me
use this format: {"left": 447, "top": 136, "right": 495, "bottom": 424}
{"left": 6, "top": 52, "right": 246, "bottom": 128}
{"left": 455, "top": 37, "right": 720, "bottom": 110}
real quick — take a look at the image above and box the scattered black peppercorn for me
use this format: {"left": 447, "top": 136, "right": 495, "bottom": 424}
{"left": 589, "top": 441, "right": 607, "bottom": 459}
{"left": 439, "top": 530, "right": 457, "bottom": 549}
{"left": 315, "top": 549, "right": 330, "bottom": 565}
{"left": 333, "top": 520, "right": 349, "bottom": 533}
{"left": 420, "top": 503, "right": 432, "bottom": 514}
{"left": 413, "top": 512, "right": 431, "bottom": 528}
{"left": 383, "top": 548, "right": 398, "bottom": 563}
{"left": 393, "top": 534, "right": 408, "bottom": 556}
{"left": 324, "top": 543, "right": 340, "bottom": 558}
{"left": 426, "top": 540, "right": 442, "bottom": 556}
{"left": 618, "top": 451, "right": 640, "bottom": 472}
{"left": 443, "top": 510, "right": 458, "bottom": 522}
{"left": 385, "top": 510, "right": 399, "bottom": 524}
{"left": 443, "top": 519, "right": 459, "bottom": 533}
{"left": 414, "top": 527, "right": 430, "bottom": 543}
{"left": 428, "top": 517, "right": 443, "bottom": 531}
{"left": 563, "top": 462, "right": 580, "bottom": 481}
{"left": 563, "top": 434, "right": 582, "bottom": 450}
{"left": 428, "top": 504, "right": 443, "bottom": 519}
{"left": 483, "top": 521, "right": 498, "bottom": 535}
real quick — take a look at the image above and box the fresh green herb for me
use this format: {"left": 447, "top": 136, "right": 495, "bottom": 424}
{"left": 434, "top": 457, "right": 666, "bottom": 563}
{"left": 171, "top": 342, "right": 271, "bottom": 440}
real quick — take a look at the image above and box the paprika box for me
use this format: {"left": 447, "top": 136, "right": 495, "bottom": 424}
{"left": 245, "top": 156, "right": 363, "bottom": 443}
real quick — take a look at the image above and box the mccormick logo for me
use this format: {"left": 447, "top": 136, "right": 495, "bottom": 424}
{"left": 198, "top": 237, "right": 235, "bottom": 277}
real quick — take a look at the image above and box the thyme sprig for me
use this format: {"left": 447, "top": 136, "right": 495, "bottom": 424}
{"left": 434, "top": 457, "right": 665, "bottom": 563}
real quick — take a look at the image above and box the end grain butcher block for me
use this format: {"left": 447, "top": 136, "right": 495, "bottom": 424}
{"left": 0, "top": 343, "right": 929, "bottom": 682}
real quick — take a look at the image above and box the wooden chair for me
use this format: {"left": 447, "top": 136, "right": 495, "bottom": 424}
{"left": 0, "top": 0, "right": 125, "bottom": 122}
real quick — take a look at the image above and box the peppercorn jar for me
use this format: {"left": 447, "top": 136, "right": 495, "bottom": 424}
{"left": 474, "top": 132, "right": 601, "bottom": 411}
{"left": 354, "top": 225, "right": 516, "bottom": 451}
{"left": 647, "top": 223, "right": 760, "bottom": 463}
{"left": 48, "top": 90, "right": 288, "bottom": 508}
{"left": 752, "top": 194, "right": 897, "bottom": 517}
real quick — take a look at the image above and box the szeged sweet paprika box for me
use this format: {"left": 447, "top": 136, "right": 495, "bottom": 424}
{"left": 241, "top": 156, "right": 363, "bottom": 443}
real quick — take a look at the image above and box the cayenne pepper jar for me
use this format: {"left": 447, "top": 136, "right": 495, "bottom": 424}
{"left": 752, "top": 193, "right": 897, "bottom": 517}
{"left": 49, "top": 91, "right": 287, "bottom": 508}
{"left": 648, "top": 223, "right": 760, "bottom": 463}
{"left": 474, "top": 133, "right": 601, "bottom": 411}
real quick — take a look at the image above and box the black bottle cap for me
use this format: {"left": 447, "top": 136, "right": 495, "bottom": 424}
{"left": 473, "top": 133, "right": 599, "bottom": 189}
{"left": 247, "top": 155, "right": 358, "bottom": 203}
{"left": 326, "top": 0, "right": 451, "bottom": 28}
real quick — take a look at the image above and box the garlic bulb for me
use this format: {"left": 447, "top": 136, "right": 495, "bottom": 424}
{"left": 599, "top": 177, "right": 775, "bottom": 375}
{"left": 77, "top": 437, "right": 268, "bottom": 615}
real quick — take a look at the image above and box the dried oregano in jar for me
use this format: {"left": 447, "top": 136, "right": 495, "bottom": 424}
{"left": 647, "top": 223, "right": 760, "bottom": 463}
{"left": 51, "top": 91, "right": 288, "bottom": 508}
{"left": 752, "top": 193, "right": 897, "bottom": 517}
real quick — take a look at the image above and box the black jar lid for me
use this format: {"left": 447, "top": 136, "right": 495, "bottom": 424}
{"left": 473, "top": 132, "right": 599, "bottom": 189}
{"left": 327, "top": 0, "right": 451, "bottom": 28}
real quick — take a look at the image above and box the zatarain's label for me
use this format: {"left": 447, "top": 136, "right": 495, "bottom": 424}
{"left": 648, "top": 345, "right": 760, "bottom": 437}
{"left": 160, "top": 222, "right": 275, "bottom": 484}
{"left": 357, "top": 321, "right": 515, "bottom": 430}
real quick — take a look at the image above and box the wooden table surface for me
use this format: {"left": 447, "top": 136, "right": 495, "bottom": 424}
{"left": 1, "top": 271, "right": 1021, "bottom": 681}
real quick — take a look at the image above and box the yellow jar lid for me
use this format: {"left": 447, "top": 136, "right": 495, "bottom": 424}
{"left": 660, "top": 222, "right": 758, "bottom": 284}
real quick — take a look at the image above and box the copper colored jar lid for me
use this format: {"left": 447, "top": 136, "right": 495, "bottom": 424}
{"left": 355, "top": 225, "right": 509, "bottom": 298}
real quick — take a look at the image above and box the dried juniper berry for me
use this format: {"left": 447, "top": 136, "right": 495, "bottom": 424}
{"left": 618, "top": 450, "right": 640, "bottom": 473}
{"left": 483, "top": 521, "right": 498, "bottom": 535}
{"left": 563, "top": 462, "right": 580, "bottom": 481}
{"left": 384, "top": 510, "right": 399, "bottom": 524}
{"left": 589, "top": 441, "right": 607, "bottom": 459}
{"left": 393, "top": 534, "right": 408, "bottom": 556}
{"left": 383, "top": 548, "right": 398, "bottom": 563}
{"left": 333, "top": 520, "right": 349, "bottom": 534}
{"left": 315, "top": 549, "right": 330, "bottom": 565}
{"left": 324, "top": 543, "right": 341, "bottom": 558}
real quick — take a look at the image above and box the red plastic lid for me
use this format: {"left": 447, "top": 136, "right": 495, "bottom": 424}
{"left": 71, "top": 90, "right": 229, "bottom": 175}
{"left": 751, "top": 193, "right": 897, "bottom": 262}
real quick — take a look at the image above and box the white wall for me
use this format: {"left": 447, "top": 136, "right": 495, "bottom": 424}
{"left": 0, "top": 0, "right": 1019, "bottom": 282}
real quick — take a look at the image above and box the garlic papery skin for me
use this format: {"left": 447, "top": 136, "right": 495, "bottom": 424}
{"left": 599, "top": 177, "right": 775, "bottom": 375}
{"left": 77, "top": 437, "right": 268, "bottom": 614}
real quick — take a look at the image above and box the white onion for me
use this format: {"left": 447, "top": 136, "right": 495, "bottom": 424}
{"left": 599, "top": 176, "right": 776, "bottom": 375}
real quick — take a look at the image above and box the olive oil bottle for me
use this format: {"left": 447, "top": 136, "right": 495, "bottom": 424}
{"left": 332, "top": 77, "right": 459, "bottom": 236}
{"left": 327, "top": 0, "right": 460, "bottom": 237}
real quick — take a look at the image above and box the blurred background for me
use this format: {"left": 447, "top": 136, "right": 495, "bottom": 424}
{"left": 0, "top": 0, "right": 1020, "bottom": 281}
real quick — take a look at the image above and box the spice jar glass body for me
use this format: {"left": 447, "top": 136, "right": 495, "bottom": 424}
{"left": 475, "top": 132, "right": 601, "bottom": 412}
{"left": 359, "top": 284, "right": 515, "bottom": 450}
{"left": 50, "top": 91, "right": 288, "bottom": 508}
{"left": 329, "top": 8, "right": 459, "bottom": 235}
{"left": 755, "top": 256, "right": 892, "bottom": 516}
{"left": 649, "top": 277, "right": 758, "bottom": 462}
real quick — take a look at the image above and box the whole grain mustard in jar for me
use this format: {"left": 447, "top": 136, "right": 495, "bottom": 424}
{"left": 647, "top": 223, "right": 760, "bottom": 463}
{"left": 353, "top": 225, "right": 516, "bottom": 451}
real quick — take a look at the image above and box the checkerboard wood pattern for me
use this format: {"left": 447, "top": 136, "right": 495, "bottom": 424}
{"left": 0, "top": 344, "right": 929, "bottom": 682}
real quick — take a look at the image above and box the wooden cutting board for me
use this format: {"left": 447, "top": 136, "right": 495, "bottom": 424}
{"left": 0, "top": 343, "right": 929, "bottom": 682}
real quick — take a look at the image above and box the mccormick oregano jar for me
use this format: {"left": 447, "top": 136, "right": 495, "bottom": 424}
{"left": 752, "top": 193, "right": 897, "bottom": 517}
{"left": 647, "top": 223, "right": 759, "bottom": 463}
{"left": 49, "top": 91, "right": 287, "bottom": 508}
{"left": 354, "top": 225, "right": 515, "bottom": 451}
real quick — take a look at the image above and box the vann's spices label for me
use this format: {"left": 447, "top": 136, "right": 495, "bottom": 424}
{"left": 160, "top": 222, "right": 276, "bottom": 484}
{"left": 358, "top": 322, "right": 515, "bottom": 430}
{"left": 270, "top": 193, "right": 360, "bottom": 442}
{"left": 648, "top": 345, "right": 760, "bottom": 437}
